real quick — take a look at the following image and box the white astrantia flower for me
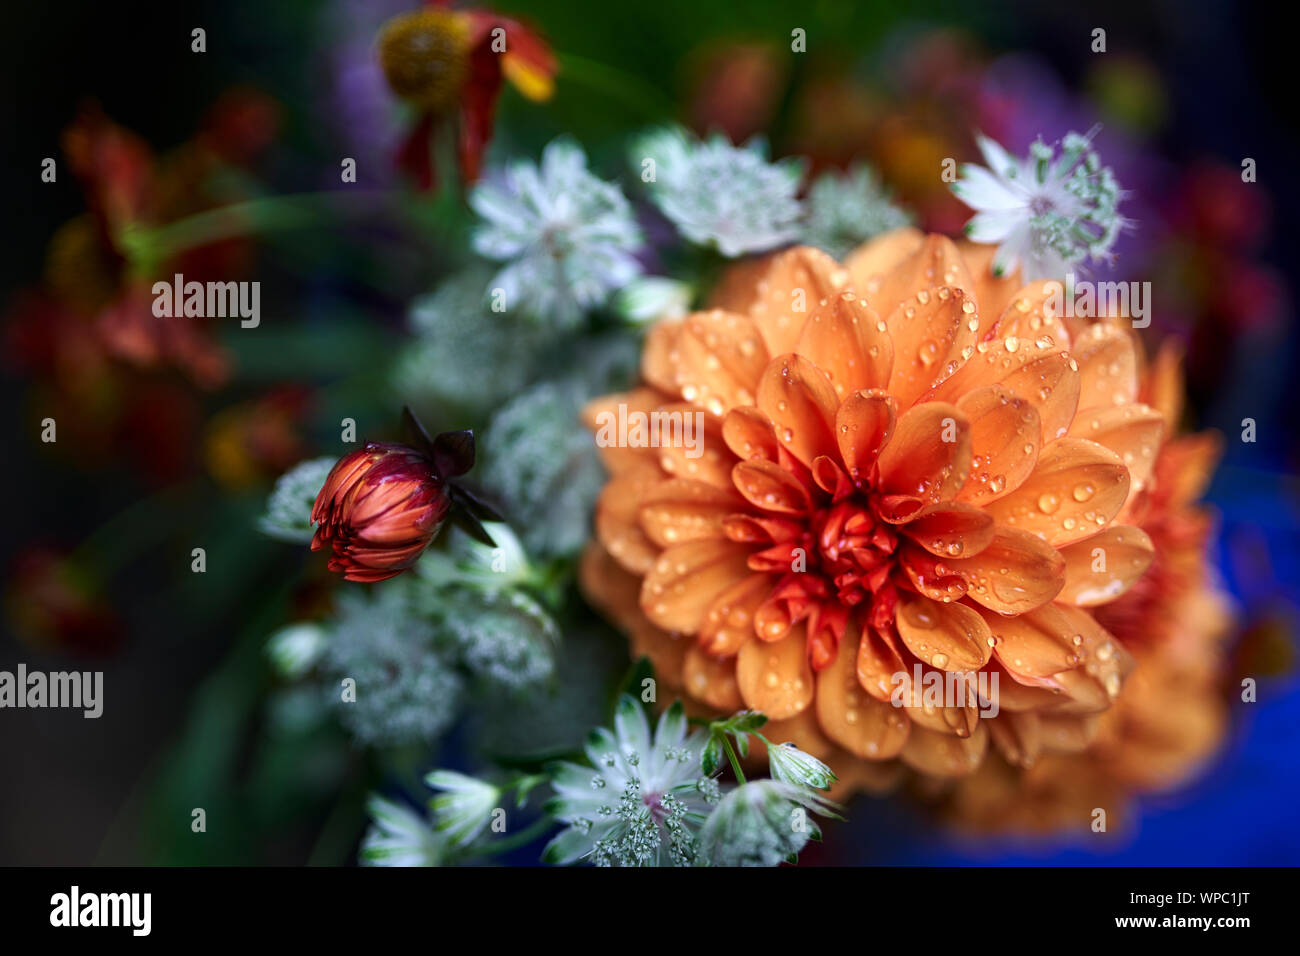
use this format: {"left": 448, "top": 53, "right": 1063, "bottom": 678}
{"left": 479, "top": 380, "right": 608, "bottom": 560}
{"left": 257, "top": 457, "right": 335, "bottom": 543}
{"left": 265, "top": 622, "right": 328, "bottom": 680}
{"left": 766, "top": 741, "right": 838, "bottom": 792}
{"left": 636, "top": 126, "right": 805, "bottom": 257}
{"left": 951, "top": 129, "right": 1127, "bottom": 280}
{"left": 696, "top": 779, "right": 837, "bottom": 867}
{"left": 426, "top": 771, "right": 502, "bottom": 847}
{"left": 471, "top": 138, "right": 644, "bottom": 329}
{"left": 360, "top": 795, "right": 446, "bottom": 867}
{"left": 542, "top": 697, "right": 720, "bottom": 867}
{"left": 801, "top": 163, "right": 912, "bottom": 259}
{"left": 441, "top": 589, "right": 557, "bottom": 691}
{"left": 392, "top": 266, "right": 544, "bottom": 418}
{"left": 323, "top": 584, "right": 463, "bottom": 747}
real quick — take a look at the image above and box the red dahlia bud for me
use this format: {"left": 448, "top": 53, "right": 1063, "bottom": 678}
{"left": 309, "top": 442, "right": 450, "bottom": 582}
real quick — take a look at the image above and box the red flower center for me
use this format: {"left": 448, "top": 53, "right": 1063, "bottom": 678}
{"left": 727, "top": 465, "right": 906, "bottom": 670}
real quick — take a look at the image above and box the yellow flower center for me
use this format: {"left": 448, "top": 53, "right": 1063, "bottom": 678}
{"left": 377, "top": 10, "right": 471, "bottom": 113}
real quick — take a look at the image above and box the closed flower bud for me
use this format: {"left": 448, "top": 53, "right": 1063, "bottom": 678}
{"left": 310, "top": 442, "right": 450, "bottom": 582}
{"left": 767, "top": 741, "right": 838, "bottom": 792}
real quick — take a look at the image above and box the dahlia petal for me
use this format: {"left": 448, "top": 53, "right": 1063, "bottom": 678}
{"left": 794, "top": 291, "right": 892, "bottom": 397}
{"left": 718, "top": 246, "right": 848, "bottom": 357}
{"left": 810, "top": 458, "right": 855, "bottom": 507}
{"left": 815, "top": 625, "right": 910, "bottom": 759}
{"left": 984, "top": 603, "right": 1131, "bottom": 707}
{"left": 980, "top": 659, "right": 1062, "bottom": 712}
{"left": 731, "top": 458, "right": 811, "bottom": 514}
{"left": 898, "top": 542, "right": 968, "bottom": 603}
{"left": 947, "top": 526, "right": 1065, "bottom": 615}
{"left": 312, "top": 452, "right": 375, "bottom": 521}
{"left": 864, "top": 234, "right": 976, "bottom": 324}
{"left": 1048, "top": 605, "right": 1133, "bottom": 712}
{"left": 753, "top": 593, "right": 795, "bottom": 642}
{"left": 856, "top": 624, "right": 908, "bottom": 702}
{"left": 698, "top": 573, "right": 772, "bottom": 657}
{"left": 1067, "top": 403, "right": 1165, "bottom": 494}
{"left": 1144, "top": 338, "right": 1185, "bottom": 432}
{"left": 953, "top": 384, "right": 1041, "bottom": 505}
{"left": 641, "top": 319, "right": 684, "bottom": 395}
{"left": 639, "top": 539, "right": 752, "bottom": 633}
{"left": 834, "top": 389, "right": 896, "bottom": 481}
{"left": 651, "top": 403, "right": 734, "bottom": 487}
{"left": 1057, "top": 524, "right": 1155, "bottom": 607}
{"left": 340, "top": 566, "right": 403, "bottom": 583}
{"left": 579, "top": 541, "right": 644, "bottom": 631}
{"left": 1071, "top": 323, "right": 1138, "bottom": 412}
{"left": 895, "top": 593, "right": 993, "bottom": 671}
{"left": 1036, "top": 713, "right": 1101, "bottom": 753}
{"left": 674, "top": 309, "right": 769, "bottom": 416}
{"left": 986, "top": 712, "right": 1042, "bottom": 768}
{"left": 638, "top": 478, "right": 744, "bottom": 548}
{"left": 736, "top": 624, "right": 815, "bottom": 719}
{"left": 759, "top": 709, "right": 836, "bottom": 763}
{"left": 955, "top": 238, "right": 1022, "bottom": 323}
{"left": 982, "top": 604, "right": 1078, "bottom": 683}
{"left": 341, "top": 541, "right": 428, "bottom": 568}
{"left": 596, "top": 471, "right": 662, "bottom": 574}
{"left": 683, "top": 645, "right": 744, "bottom": 710}
{"left": 628, "top": 616, "right": 688, "bottom": 690}
{"left": 989, "top": 281, "right": 1073, "bottom": 352}
{"left": 722, "top": 406, "right": 779, "bottom": 462}
{"left": 757, "top": 354, "right": 840, "bottom": 468}
{"left": 984, "top": 437, "right": 1130, "bottom": 547}
{"left": 899, "top": 721, "right": 988, "bottom": 777}
{"left": 926, "top": 339, "right": 1081, "bottom": 444}
{"left": 1152, "top": 432, "right": 1222, "bottom": 510}
{"left": 900, "top": 501, "right": 995, "bottom": 558}
{"left": 583, "top": 388, "right": 665, "bottom": 475}
{"left": 876, "top": 401, "right": 971, "bottom": 504}
{"left": 884, "top": 286, "right": 979, "bottom": 408}
{"left": 843, "top": 226, "right": 925, "bottom": 294}
{"left": 722, "top": 513, "right": 803, "bottom": 546}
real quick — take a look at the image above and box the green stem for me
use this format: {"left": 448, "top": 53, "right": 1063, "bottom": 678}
{"left": 121, "top": 190, "right": 402, "bottom": 263}
{"left": 470, "top": 815, "right": 555, "bottom": 860}
{"left": 720, "top": 736, "right": 747, "bottom": 785}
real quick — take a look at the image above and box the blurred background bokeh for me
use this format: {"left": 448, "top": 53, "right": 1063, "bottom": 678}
{"left": 2, "top": 0, "right": 1296, "bottom": 864}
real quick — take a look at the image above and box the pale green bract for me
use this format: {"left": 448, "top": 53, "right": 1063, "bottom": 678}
{"left": 257, "top": 456, "right": 334, "bottom": 544}
{"left": 360, "top": 796, "right": 445, "bottom": 867}
{"left": 426, "top": 771, "right": 502, "bottom": 847}
{"left": 696, "top": 779, "right": 837, "bottom": 867}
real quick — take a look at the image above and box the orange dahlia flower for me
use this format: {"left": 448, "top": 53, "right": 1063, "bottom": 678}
{"left": 934, "top": 339, "right": 1232, "bottom": 832}
{"left": 582, "top": 229, "right": 1166, "bottom": 785}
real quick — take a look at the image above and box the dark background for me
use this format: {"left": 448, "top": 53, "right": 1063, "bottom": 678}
{"left": 1, "top": 0, "right": 1296, "bottom": 864}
